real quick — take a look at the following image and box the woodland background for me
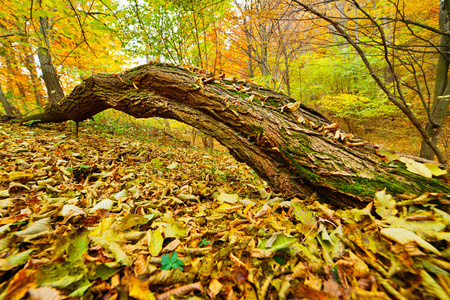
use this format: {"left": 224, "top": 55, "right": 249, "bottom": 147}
{"left": 1, "top": 0, "right": 447, "bottom": 160}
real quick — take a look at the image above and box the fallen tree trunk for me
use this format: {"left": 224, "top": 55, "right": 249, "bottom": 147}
{"left": 20, "top": 63, "right": 450, "bottom": 207}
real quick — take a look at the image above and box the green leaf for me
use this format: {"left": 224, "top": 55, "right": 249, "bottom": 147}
{"left": 272, "top": 255, "right": 285, "bottom": 265}
{"left": 199, "top": 238, "right": 211, "bottom": 246}
{"left": 68, "top": 279, "right": 92, "bottom": 298}
{"left": 90, "top": 264, "right": 121, "bottom": 280}
{"left": 161, "top": 252, "right": 184, "bottom": 271}
{"left": 37, "top": 262, "right": 87, "bottom": 288}
{"left": 67, "top": 231, "right": 89, "bottom": 262}
{"left": 257, "top": 233, "right": 296, "bottom": 253}
{"left": 35, "top": 8, "right": 54, "bottom": 18}
{"left": 6, "top": 249, "right": 33, "bottom": 268}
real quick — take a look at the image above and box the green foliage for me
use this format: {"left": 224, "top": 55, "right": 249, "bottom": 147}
{"left": 199, "top": 238, "right": 211, "bottom": 246}
{"left": 290, "top": 45, "right": 385, "bottom": 102}
{"left": 151, "top": 158, "right": 165, "bottom": 173}
{"left": 318, "top": 94, "right": 397, "bottom": 121}
{"left": 118, "top": 0, "right": 230, "bottom": 65}
{"left": 161, "top": 252, "right": 184, "bottom": 271}
{"left": 287, "top": 46, "right": 400, "bottom": 130}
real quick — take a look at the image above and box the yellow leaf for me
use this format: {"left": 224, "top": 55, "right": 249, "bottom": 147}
{"left": 167, "top": 162, "right": 178, "bottom": 170}
{"left": 374, "top": 190, "right": 397, "bottom": 219}
{"left": 208, "top": 278, "right": 223, "bottom": 296}
{"left": 128, "top": 276, "right": 156, "bottom": 300}
{"left": 399, "top": 157, "right": 432, "bottom": 178}
{"left": 214, "top": 203, "right": 242, "bottom": 213}
{"left": 304, "top": 271, "right": 322, "bottom": 291}
{"left": 0, "top": 258, "right": 13, "bottom": 271}
{"left": 423, "top": 163, "right": 447, "bottom": 177}
{"left": 286, "top": 102, "right": 301, "bottom": 111}
{"left": 217, "top": 192, "right": 239, "bottom": 204}
{"left": 380, "top": 228, "right": 440, "bottom": 255}
{"left": 89, "top": 216, "right": 115, "bottom": 237}
{"left": 420, "top": 269, "right": 450, "bottom": 300}
{"left": 149, "top": 229, "right": 164, "bottom": 257}
{"left": 378, "top": 149, "right": 401, "bottom": 162}
{"left": 0, "top": 172, "right": 34, "bottom": 183}
{"left": 349, "top": 250, "right": 369, "bottom": 277}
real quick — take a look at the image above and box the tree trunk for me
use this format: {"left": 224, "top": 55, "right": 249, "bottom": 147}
{"left": 36, "top": 46, "right": 65, "bottom": 104}
{"left": 37, "top": 15, "right": 65, "bottom": 104}
{"left": 419, "top": 0, "right": 450, "bottom": 160}
{"left": 25, "top": 52, "right": 43, "bottom": 106}
{"left": 5, "top": 57, "right": 27, "bottom": 107}
{"left": 201, "top": 135, "right": 214, "bottom": 150}
{"left": 243, "top": 17, "right": 255, "bottom": 78}
{"left": 20, "top": 64, "right": 450, "bottom": 207}
{"left": 190, "top": 128, "right": 198, "bottom": 147}
{"left": 0, "top": 82, "right": 21, "bottom": 116}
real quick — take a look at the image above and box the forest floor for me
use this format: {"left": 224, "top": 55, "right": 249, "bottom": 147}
{"left": 0, "top": 121, "right": 449, "bottom": 300}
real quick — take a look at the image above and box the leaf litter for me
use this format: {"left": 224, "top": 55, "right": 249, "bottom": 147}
{"left": 0, "top": 123, "right": 449, "bottom": 299}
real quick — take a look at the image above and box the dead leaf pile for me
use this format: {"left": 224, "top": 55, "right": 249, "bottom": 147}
{"left": 0, "top": 123, "right": 449, "bottom": 300}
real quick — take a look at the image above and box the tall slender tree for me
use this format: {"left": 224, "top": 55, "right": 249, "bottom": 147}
{"left": 35, "top": 5, "right": 65, "bottom": 105}
{"left": 420, "top": 0, "right": 450, "bottom": 160}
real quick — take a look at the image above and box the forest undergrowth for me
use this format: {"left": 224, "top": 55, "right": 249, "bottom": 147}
{"left": 0, "top": 121, "right": 449, "bottom": 300}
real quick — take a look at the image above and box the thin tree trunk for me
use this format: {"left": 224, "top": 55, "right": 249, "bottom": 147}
{"left": 25, "top": 53, "right": 43, "bottom": 106}
{"left": 244, "top": 17, "right": 254, "bottom": 78}
{"left": 37, "top": 16, "right": 65, "bottom": 104}
{"left": 0, "top": 82, "right": 21, "bottom": 116}
{"left": 420, "top": 0, "right": 450, "bottom": 160}
{"left": 20, "top": 64, "right": 450, "bottom": 207}
{"left": 190, "top": 4, "right": 203, "bottom": 69}
{"left": 190, "top": 128, "right": 198, "bottom": 147}
{"left": 5, "top": 57, "right": 27, "bottom": 107}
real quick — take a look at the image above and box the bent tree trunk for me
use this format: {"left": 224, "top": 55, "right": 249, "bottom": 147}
{"left": 21, "top": 63, "right": 450, "bottom": 207}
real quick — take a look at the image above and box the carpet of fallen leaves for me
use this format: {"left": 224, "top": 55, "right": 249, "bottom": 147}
{"left": 0, "top": 122, "right": 450, "bottom": 300}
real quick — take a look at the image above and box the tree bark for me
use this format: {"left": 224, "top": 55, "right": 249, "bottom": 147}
{"left": 36, "top": 46, "right": 65, "bottom": 104}
{"left": 20, "top": 64, "right": 450, "bottom": 207}
{"left": 0, "top": 82, "right": 21, "bottom": 116}
{"left": 37, "top": 15, "right": 65, "bottom": 104}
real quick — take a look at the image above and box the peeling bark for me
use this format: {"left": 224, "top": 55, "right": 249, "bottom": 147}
{"left": 20, "top": 63, "right": 450, "bottom": 207}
